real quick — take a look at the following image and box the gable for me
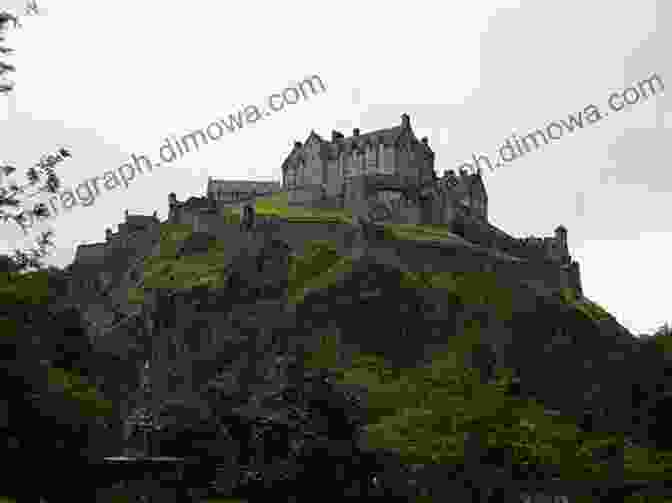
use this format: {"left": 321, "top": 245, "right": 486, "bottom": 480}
{"left": 304, "top": 130, "right": 323, "bottom": 149}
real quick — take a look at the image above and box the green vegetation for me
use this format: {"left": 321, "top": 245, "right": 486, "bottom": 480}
{"left": 129, "top": 224, "right": 229, "bottom": 303}
{"left": 220, "top": 206, "right": 242, "bottom": 225}
{"left": 0, "top": 270, "right": 114, "bottom": 422}
{"left": 381, "top": 222, "right": 461, "bottom": 242}
{"left": 560, "top": 287, "right": 611, "bottom": 322}
{"left": 302, "top": 316, "right": 672, "bottom": 501}
{"left": 0, "top": 269, "right": 50, "bottom": 305}
{"left": 400, "top": 270, "right": 515, "bottom": 322}
{"left": 286, "top": 240, "right": 354, "bottom": 305}
{"left": 153, "top": 223, "right": 194, "bottom": 258}
{"left": 238, "top": 191, "right": 353, "bottom": 223}
{"left": 46, "top": 366, "right": 114, "bottom": 419}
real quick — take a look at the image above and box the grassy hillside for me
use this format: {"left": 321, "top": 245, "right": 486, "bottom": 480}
{"left": 127, "top": 197, "right": 492, "bottom": 305}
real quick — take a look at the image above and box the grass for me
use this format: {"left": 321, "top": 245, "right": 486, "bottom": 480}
{"left": 285, "top": 240, "right": 353, "bottom": 305}
{"left": 559, "top": 287, "right": 611, "bottom": 322}
{"left": 128, "top": 224, "right": 230, "bottom": 303}
{"left": 250, "top": 192, "right": 464, "bottom": 243}
{"left": 400, "top": 270, "right": 516, "bottom": 322}
{"left": 233, "top": 191, "right": 353, "bottom": 224}
{"left": 381, "top": 222, "right": 462, "bottom": 242}
{"left": 124, "top": 197, "right": 542, "bottom": 308}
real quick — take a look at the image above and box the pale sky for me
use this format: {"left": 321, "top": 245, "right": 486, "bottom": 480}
{"left": 0, "top": 0, "right": 670, "bottom": 337}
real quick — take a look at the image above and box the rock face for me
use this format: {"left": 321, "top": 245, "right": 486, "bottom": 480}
{"left": 83, "top": 227, "right": 646, "bottom": 500}
{"left": 226, "top": 237, "right": 292, "bottom": 300}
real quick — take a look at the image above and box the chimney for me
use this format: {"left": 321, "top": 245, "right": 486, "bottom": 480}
{"left": 353, "top": 128, "right": 360, "bottom": 137}
{"left": 105, "top": 228, "right": 113, "bottom": 241}
{"left": 401, "top": 113, "right": 410, "bottom": 128}
{"left": 332, "top": 130, "right": 343, "bottom": 142}
{"left": 555, "top": 225, "right": 568, "bottom": 249}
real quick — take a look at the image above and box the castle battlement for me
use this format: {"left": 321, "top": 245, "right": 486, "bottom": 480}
{"left": 67, "top": 113, "right": 582, "bottom": 316}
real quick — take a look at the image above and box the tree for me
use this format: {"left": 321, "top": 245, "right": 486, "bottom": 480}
{"left": 0, "top": 11, "right": 19, "bottom": 93}
{"left": 0, "top": 268, "right": 116, "bottom": 503}
{"left": 307, "top": 319, "right": 672, "bottom": 501}
{"left": 1, "top": 7, "right": 70, "bottom": 272}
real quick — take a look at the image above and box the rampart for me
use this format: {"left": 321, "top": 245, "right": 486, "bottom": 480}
{"left": 453, "top": 207, "right": 570, "bottom": 264}
{"left": 166, "top": 197, "right": 582, "bottom": 299}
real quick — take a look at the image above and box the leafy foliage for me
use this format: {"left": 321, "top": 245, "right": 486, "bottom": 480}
{"left": 1, "top": 8, "right": 71, "bottom": 269}
{"left": 560, "top": 287, "right": 611, "bottom": 321}
{"left": 250, "top": 191, "right": 353, "bottom": 223}
{"left": 300, "top": 313, "right": 672, "bottom": 499}
{"left": 286, "top": 240, "right": 344, "bottom": 303}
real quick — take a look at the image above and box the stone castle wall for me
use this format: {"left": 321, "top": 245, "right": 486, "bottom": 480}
{"left": 168, "top": 199, "right": 581, "bottom": 299}
{"left": 453, "top": 208, "right": 568, "bottom": 265}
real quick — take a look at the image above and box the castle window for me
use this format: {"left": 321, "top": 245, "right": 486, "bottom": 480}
{"left": 343, "top": 153, "right": 351, "bottom": 179}
{"left": 366, "top": 145, "right": 377, "bottom": 173}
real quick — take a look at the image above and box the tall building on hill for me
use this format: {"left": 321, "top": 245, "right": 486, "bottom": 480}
{"left": 280, "top": 113, "right": 488, "bottom": 226}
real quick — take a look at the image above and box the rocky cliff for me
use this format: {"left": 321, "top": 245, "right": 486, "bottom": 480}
{"left": 85, "top": 218, "right": 641, "bottom": 455}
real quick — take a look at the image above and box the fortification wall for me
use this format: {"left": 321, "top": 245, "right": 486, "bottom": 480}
{"left": 168, "top": 203, "right": 581, "bottom": 300}
{"left": 372, "top": 238, "right": 577, "bottom": 298}
{"left": 125, "top": 226, "right": 160, "bottom": 252}
{"left": 454, "top": 210, "right": 565, "bottom": 264}
{"left": 207, "top": 215, "right": 357, "bottom": 259}
{"left": 74, "top": 242, "right": 108, "bottom": 264}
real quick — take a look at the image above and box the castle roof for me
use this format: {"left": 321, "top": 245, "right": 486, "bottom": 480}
{"left": 282, "top": 114, "right": 434, "bottom": 171}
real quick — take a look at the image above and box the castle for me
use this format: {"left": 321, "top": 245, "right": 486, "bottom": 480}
{"left": 168, "top": 113, "right": 573, "bottom": 267}
{"left": 59, "top": 115, "right": 588, "bottom": 446}
{"left": 66, "top": 113, "right": 582, "bottom": 343}
{"left": 280, "top": 113, "right": 487, "bottom": 225}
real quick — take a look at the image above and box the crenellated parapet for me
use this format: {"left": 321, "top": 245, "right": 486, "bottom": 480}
{"left": 69, "top": 210, "right": 162, "bottom": 301}
{"left": 516, "top": 225, "right": 570, "bottom": 265}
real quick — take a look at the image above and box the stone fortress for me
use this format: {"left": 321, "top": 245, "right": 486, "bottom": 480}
{"left": 66, "top": 113, "right": 583, "bottom": 345}
{"left": 61, "top": 114, "right": 588, "bottom": 459}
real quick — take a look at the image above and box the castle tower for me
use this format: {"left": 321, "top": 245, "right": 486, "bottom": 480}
{"left": 105, "top": 228, "right": 113, "bottom": 242}
{"left": 168, "top": 192, "right": 178, "bottom": 223}
{"left": 555, "top": 225, "right": 569, "bottom": 258}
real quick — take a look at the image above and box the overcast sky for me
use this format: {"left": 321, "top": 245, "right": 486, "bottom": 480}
{"left": 0, "top": 0, "right": 669, "bottom": 337}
